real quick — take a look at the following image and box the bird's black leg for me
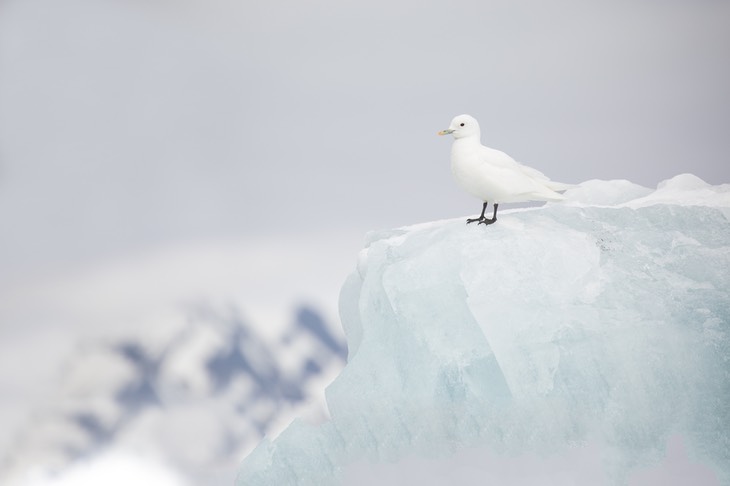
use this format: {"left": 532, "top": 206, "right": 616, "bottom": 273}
{"left": 467, "top": 202, "right": 489, "bottom": 224}
{"left": 479, "top": 203, "right": 498, "bottom": 226}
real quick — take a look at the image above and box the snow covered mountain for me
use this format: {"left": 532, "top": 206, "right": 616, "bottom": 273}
{"left": 1, "top": 303, "right": 346, "bottom": 486}
{"left": 237, "top": 174, "right": 730, "bottom": 486}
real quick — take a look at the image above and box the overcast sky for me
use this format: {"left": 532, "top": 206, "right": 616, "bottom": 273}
{"left": 1, "top": 0, "right": 729, "bottom": 287}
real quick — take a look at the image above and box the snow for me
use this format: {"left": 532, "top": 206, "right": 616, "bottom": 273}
{"left": 625, "top": 173, "right": 730, "bottom": 213}
{"left": 1, "top": 301, "right": 346, "bottom": 486}
{"left": 561, "top": 179, "right": 652, "bottom": 206}
{"left": 25, "top": 453, "right": 189, "bottom": 486}
{"left": 237, "top": 174, "right": 730, "bottom": 486}
{"left": 0, "top": 231, "right": 356, "bottom": 484}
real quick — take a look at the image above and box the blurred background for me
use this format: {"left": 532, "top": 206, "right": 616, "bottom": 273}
{"left": 0, "top": 0, "right": 728, "bottom": 484}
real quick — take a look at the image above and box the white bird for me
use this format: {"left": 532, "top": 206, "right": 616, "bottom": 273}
{"left": 438, "top": 114, "right": 571, "bottom": 226}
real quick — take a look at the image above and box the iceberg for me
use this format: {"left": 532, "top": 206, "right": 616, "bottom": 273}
{"left": 237, "top": 174, "right": 730, "bottom": 486}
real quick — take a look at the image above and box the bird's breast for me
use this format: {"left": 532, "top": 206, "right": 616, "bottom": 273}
{"left": 450, "top": 145, "right": 499, "bottom": 201}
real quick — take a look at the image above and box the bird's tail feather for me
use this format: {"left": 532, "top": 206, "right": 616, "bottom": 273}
{"left": 517, "top": 190, "right": 566, "bottom": 202}
{"left": 545, "top": 181, "right": 574, "bottom": 192}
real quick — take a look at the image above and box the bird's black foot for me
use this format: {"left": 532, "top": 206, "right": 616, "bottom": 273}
{"left": 467, "top": 202, "right": 498, "bottom": 227}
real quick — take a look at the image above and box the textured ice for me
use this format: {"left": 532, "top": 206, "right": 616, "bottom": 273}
{"left": 237, "top": 174, "right": 730, "bottom": 486}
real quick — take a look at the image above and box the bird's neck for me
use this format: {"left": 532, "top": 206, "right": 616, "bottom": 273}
{"left": 453, "top": 135, "right": 481, "bottom": 150}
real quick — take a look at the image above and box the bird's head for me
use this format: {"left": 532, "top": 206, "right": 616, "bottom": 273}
{"left": 437, "top": 114, "right": 480, "bottom": 140}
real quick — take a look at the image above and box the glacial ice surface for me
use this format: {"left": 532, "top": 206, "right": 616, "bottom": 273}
{"left": 237, "top": 174, "right": 730, "bottom": 485}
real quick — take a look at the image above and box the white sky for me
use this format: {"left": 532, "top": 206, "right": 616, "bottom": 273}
{"left": 0, "top": 0, "right": 728, "bottom": 285}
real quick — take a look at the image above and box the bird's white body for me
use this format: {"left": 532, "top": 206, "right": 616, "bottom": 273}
{"left": 441, "top": 114, "right": 570, "bottom": 204}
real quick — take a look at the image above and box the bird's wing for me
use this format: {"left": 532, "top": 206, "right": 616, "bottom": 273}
{"left": 469, "top": 159, "right": 562, "bottom": 201}
{"left": 479, "top": 145, "right": 572, "bottom": 192}
{"left": 479, "top": 146, "right": 548, "bottom": 178}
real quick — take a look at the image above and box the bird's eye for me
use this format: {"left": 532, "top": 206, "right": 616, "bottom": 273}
{"left": 460, "top": 123, "right": 465, "bottom": 127}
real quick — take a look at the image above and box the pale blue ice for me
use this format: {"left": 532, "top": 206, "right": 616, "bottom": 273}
{"left": 237, "top": 175, "right": 730, "bottom": 486}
